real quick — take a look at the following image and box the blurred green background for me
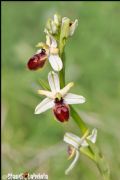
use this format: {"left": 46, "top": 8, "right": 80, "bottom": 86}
{"left": 2, "top": 2, "right": 120, "bottom": 180}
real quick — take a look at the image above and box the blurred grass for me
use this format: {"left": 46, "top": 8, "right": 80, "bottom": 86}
{"left": 2, "top": 2, "right": 120, "bottom": 180}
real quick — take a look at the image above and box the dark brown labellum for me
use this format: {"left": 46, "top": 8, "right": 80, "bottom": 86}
{"left": 27, "top": 49, "right": 47, "bottom": 70}
{"left": 53, "top": 99, "right": 69, "bottom": 122}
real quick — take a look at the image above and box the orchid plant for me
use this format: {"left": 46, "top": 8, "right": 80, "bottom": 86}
{"left": 27, "top": 14, "right": 110, "bottom": 180}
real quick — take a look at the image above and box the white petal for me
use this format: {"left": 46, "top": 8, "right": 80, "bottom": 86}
{"left": 48, "top": 71, "right": 60, "bottom": 93}
{"left": 65, "top": 150, "right": 79, "bottom": 175}
{"left": 60, "top": 83, "right": 74, "bottom": 97}
{"left": 69, "top": 19, "right": 78, "bottom": 36}
{"left": 37, "top": 90, "right": 54, "bottom": 99}
{"left": 35, "top": 98, "right": 54, "bottom": 114}
{"left": 64, "top": 93, "right": 86, "bottom": 104}
{"left": 64, "top": 132, "right": 81, "bottom": 149}
{"left": 49, "top": 54, "right": 63, "bottom": 72}
{"left": 87, "top": 128, "right": 97, "bottom": 143}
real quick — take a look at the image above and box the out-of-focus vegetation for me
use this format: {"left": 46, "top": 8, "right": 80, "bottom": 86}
{"left": 2, "top": 2, "right": 120, "bottom": 180}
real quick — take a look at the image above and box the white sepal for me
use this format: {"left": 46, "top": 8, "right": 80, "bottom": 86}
{"left": 35, "top": 98, "right": 54, "bottom": 114}
{"left": 64, "top": 93, "right": 86, "bottom": 104}
{"left": 48, "top": 71, "right": 60, "bottom": 93}
{"left": 49, "top": 54, "right": 63, "bottom": 72}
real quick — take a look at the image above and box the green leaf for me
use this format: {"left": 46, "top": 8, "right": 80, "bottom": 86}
{"left": 38, "top": 79, "right": 50, "bottom": 90}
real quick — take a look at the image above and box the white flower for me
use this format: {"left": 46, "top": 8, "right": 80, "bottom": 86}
{"left": 35, "top": 71, "right": 85, "bottom": 122}
{"left": 36, "top": 35, "right": 63, "bottom": 72}
{"left": 64, "top": 129, "right": 97, "bottom": 175}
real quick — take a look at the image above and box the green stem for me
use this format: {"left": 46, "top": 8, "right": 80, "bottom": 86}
{"left": 59, "top": 37, "right": 88, "bottom": 134}
{"left": 70, "top": 105, "right": 88, "bottom": 134}
{"left": 59, "top": 51, "right": 65, "bottom": 88}
{"left": 58, "top": 20, "right": 110, "bottom": 179}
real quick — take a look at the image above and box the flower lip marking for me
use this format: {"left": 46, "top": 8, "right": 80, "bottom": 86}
{"left": 27, "top": 49, "right": 47, "bottom": 70}
{"left": 53, "top": 101, "right": 70, "bottom": 122}
{"left": 40, "top": 48, "right": 46, "bottom": 55}
{"left": 53, "top": 97, "right": 70, "bottom": 122}
{"left": 54, "top": 97, "right": 63, "bottom": 104}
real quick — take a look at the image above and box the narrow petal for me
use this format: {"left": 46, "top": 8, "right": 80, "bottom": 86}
{"left": 60, "top": 83, "right": 74, "bottom": 97}
{"left": 35, "top": 98, "right": 54, "bottom": 114}
{"left": 64, "top": 93, "right": 86, "bottom": 104}
{"left": 65, "top": 150, "right": 79, "bottom": 175}
{"left": 69, "top": 19, "right": 78, "bottom": 36}
{"left": 49, "top": 54, "right": 63, "bottom": 72}
{"left": 37, "top": 90, "right": 54, "bottom": 99}
{"left": 87, "top": 128, "right": 97, "bottom": 143}
{"left": 48, "top": 71, "right": 60, "bottom": 93}
{"left": 64, "top": 132, "right": 81, "bottom": 149}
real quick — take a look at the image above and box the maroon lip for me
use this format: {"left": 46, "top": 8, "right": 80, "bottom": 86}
{"left": 53, "top": 99, "right": 69, "bottom": 122}
{"left": 27, "top": 49, "right": 47, "bottom": 70}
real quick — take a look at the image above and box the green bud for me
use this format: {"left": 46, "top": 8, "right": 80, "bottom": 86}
{"left": 61, "top": 17, "right": 71, "bottom": 39}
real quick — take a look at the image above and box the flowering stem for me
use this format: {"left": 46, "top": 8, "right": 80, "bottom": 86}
{"left": 59, "top": 51, "right": 65, "bottom": 88}
{"left": 59, "top": 38, "right": 88, "bottom": 134}
{"left": 58, "top": 35, "right": 110, "bottom": 180}
{"left": 70, "top": 106, "right": 88, "bottom": 134}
